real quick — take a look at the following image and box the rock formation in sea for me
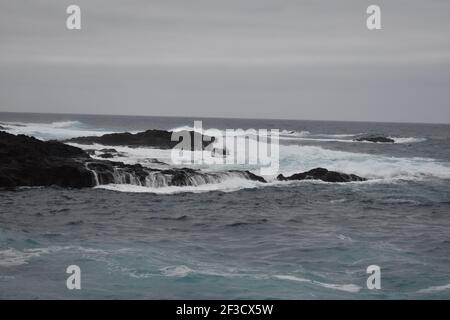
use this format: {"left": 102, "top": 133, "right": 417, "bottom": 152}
{"left": 65, "top": 129, "right": 219, "bottom": 150}
{"left": 354, "top": 135, "right": 395, "bottom": 143}
{"left": 1, "top": 132, "right": 367, "bottom": 189}
{"left": 277, "top": 168, "right": 366, "bottom": 183}
{"left": 0, "top": 132, "right": 262, "bottom": 188}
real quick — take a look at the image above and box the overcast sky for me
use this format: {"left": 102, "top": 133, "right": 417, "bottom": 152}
{"left": 1, "top": 0, "right": 449, "bottom": 123}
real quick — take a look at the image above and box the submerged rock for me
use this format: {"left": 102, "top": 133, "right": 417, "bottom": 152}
{"left": 355, "top": 135, "right": 394, "bottom": 143}
{"left": 277, "top": 168, "right": 366, "bottom": 183}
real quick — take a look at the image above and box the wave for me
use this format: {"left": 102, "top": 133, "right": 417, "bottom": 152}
{"left": 0, "top": 246, "right": 111, "bottom": 267}
{"left": 49, "top": 120, "right": 83, "bottom": 128}
{"left": 280, "top": 130, "right": 311, "bottom": 137}
{"left": 132, "top": 265, "right": 362, "bottom": 294}
{"left": 389, "top": 137, "right": 427, "bottom": 144}
{"left": 160, "top": 265, "right": 194, "bottom": 277}
{"left": 281, "top": 134, "right": 426, "bottom": 144}
{"left": 274, "top": 275, "right": 361, "bottom": 293}
{"left": 70, "top": 140, "right": 450, "bottom": 194}
{"left": 279, "top": 145, "right": 450, "bottom": 181}
{"left": 0, "top": 246, "right": 70, "bottom": 267}
{"left": 417, "top": 283, "right": 450, "bottom": 294}
{"left": 0, "top": 248, "right": 50, "bottom": 267}
{"left": 0, "top": 120, "right": 114, "bottom": 140}
{"left": 72, "top": 138, "right": 446, "bottom": 183}
{"left": 95, "top": 177, "right": 266, "bottom": 194}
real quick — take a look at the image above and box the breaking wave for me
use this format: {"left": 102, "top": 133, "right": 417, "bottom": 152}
{"left": 417, "top": 283, "right": 450, "bottom": 294}
{"left": 0, "top": 120, "right": 114, "bottom": 140}
{"left": 274, "top": 275, "right": 361, "bottom": 293}
{"left": 279, "top": 145, "right": 450, "bottom": 181}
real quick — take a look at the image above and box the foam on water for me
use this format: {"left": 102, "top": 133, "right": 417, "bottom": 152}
{"left": 0, "top": 120, "right": 115, "bottom": 140}
{"left": 279, "top": 144, "right": 450, "bottom": 181}
{"left": 3, "top": 120, "right": 446, "bottom": 194}
{"left": 274, "top": 275, "right": 362, "bottom": 293}
{"left": 389, "top": 137, "right": 427, "bottom": 144}
{"left": 71, "top": 139, "right": 450, "bottom": 194}
{"left": 417, "top": 283, "right": 450, "bottom": 294}
{"left": 95, "top": 177, "right": 267, "bottom": 194}
{"left": 0, "top": 247, "right": 67, "bottom": 267}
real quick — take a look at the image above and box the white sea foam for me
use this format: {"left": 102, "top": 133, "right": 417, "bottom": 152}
{"left": 3, "top": 120, "right": 445, "bottom": 194}
{"left": 278, "top": 145, "right": 450, "bottom": 181}
{"left": 1, "top": 120, "right": 115, "bottom": 140}
{"left": 95, "top": 177, "right": 267, "bottom": 194}
{"left": 68, "top": 142, "right": 173, "bottom": 168}
{"left": 74, "top": 141, "right": 450, "bottom": 194}
{"left": 0, "top": 247, "right": 64, "bottom": 267}
{"left": 0, "top": 246, "right": 112, "bottom": 267}
{"left": 417, "top": 283, "right": 450, "bottom": 294}
{"left": 160, "top": 265, "right": 194, "bottom": 277}
{"left": 389, "top": 137, "right": 427, "bottom": 144}
{"left": 274, "top": 275, "right": 361, "bottom": 293}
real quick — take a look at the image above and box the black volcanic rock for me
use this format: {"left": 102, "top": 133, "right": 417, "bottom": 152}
{"left": 0, "top": 132, "right": 94, "bottom": 188}
{"left": 0, "top": 132, "right": 264, "bottom": 189}
{"left": 65, "top": 129, "right": 217, "bottom": 150}
{"left": 355, "top": 135, "right": 394, "bottom": 143}
{"left": 277, "top": 168, "right": 366, "bottom": 183}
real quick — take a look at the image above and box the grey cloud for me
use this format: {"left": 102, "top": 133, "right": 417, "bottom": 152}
{"left": 0, "top": 0, "right": 449, "bottom": 123}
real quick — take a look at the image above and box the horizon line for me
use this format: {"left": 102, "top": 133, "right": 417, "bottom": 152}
{"left": 0, "top": 110, "right": 449, "bottom": 126}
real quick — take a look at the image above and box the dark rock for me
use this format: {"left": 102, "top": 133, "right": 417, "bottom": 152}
{"left": 0, "top": 131, "right": 264, "bottom": 189}
{"left": 99, "top": 148, "right": 118, "bottom": 153}
{"left": 0, "top": 132, "right": 94, "bottom": 188}
{"left": 65, "top": 129, "right": 218, "bottom": 150}
{"left": 98, "top": 153, "right": 115, "bottom": 159}
{"left": 277, "top": 168, "right": 366, "bottom": 183}
{"left": 355, "top": 135, "right": 394, "bottom": 143}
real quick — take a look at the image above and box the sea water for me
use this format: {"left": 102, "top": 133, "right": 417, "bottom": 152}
{"left": 0, "top": 112, "right": 449, "bottom": 299}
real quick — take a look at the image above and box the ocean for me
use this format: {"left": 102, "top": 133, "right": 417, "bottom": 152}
{"left": 0, "top": 112, "right": 449, "bottom": 299}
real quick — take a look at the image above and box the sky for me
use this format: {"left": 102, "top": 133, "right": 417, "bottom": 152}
{"left": 0, "top": 0, "right": 449, "bottom": 123}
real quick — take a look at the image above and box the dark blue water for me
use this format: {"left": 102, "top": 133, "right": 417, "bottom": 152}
{"left": 0, "top": 112, "right": 449, "bottom": 299}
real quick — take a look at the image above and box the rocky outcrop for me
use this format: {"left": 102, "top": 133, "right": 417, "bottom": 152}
{"left": 65, "top": 129, "right": 218, "bottom": 150}
{"left": 355, "top": 135, "right": 394, "bottom": 143}
{"left": 0, "top": 132, "right": 94, "bottom": 188}
{"left": 0, "top": 132, "right": 263, "bottom": 189}
{"left": 277, "top": 168, "right": 366, "bottom": 183}
{"left": 1, "top": 132, "right": 366, "bottom": 189}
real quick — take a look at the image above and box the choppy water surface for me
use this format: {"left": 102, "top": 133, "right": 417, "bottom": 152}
{"left": 0, "top": 112, "right": 449, "bottom": 299}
